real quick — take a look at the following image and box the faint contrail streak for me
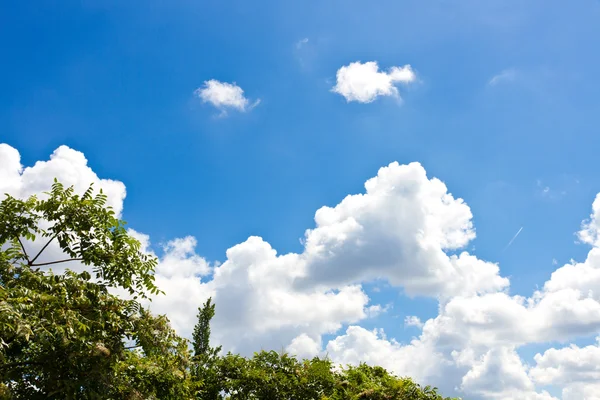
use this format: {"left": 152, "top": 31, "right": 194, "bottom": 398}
{"left": 503, "top": 226, "right": 523, "bottom": 252}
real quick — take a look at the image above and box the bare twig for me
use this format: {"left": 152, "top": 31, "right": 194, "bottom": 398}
{"left": 29, "top": 233, "right": 58, "bottom": 265}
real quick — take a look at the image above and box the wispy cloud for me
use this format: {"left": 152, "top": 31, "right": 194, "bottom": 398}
{"left": 536, "top": 179, "right": 569, "bottom": 200}
{"left": 296, "top": 37, "right": 309, "bottom": 49}
{"left": 489, "top": 68, "right": 517, "bottom": 86}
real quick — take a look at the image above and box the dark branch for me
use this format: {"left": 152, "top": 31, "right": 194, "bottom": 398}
{"left": 17, "top": 238, "right": 30, "bottom": 263}
{"left": 29, "top": 234, "right": 58, "bottom": 265}
{"left": 30, "top": 258, "right": 84, "bottom": 267}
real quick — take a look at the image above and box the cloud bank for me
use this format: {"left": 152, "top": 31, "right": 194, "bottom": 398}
{"left": 4, "top": 143, "right": 600, "bottom": 399}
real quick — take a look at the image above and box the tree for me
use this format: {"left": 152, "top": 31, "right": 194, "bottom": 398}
{"left": 193, "top": 297, "right": 222, "bottom": 360}
{"left": 0, "top": 181, "right": 194, "bottom": 399}
{"left": 326, "top": 363, "right": 458, "bottom": 400}
{"left": 215, "top": 351, "right": 459, "bottom": 400}
{"left": 192, "top": 297, "right": 223, "bottom": 399}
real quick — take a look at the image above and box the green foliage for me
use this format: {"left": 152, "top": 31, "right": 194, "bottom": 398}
{"left": 327, "top": 363, "right": 458, "bottom": 400}
{"left": 211, "top": 351, "right": 460, "bottom": 400}
{"left": 0, "top": 182, "right": 194, "bottom": 399}
{"left": 214, "top": 350, "right": 335, "bottom": 400}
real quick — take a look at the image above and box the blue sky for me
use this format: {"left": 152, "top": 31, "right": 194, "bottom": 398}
{"left": 3, "top": 1, "right": 600, "bottom": 398}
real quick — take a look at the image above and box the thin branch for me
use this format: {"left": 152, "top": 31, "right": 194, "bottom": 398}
{"left": 17, "top": 238, "right": 30, "bottom": 264}
{"left": 124, "top": 345, "right": 142, "bottom": 350}
{"left": 29, "top": 233, "right": 58, "bottom": 265}
{"left": 30, "top": 258, "right": 84, "bottom": 267}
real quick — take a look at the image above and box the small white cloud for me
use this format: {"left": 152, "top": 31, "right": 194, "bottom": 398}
{"left": 195, "top": 80, "right": 260, "bottom": 116}
{"left": 366, "top": 303, "right": 391, "bottom": 318}
{"left": 331, "top": 61, "right": 416, "bottom": 103}
{"left": 404, "top": 315, "right": 424, "bottom": 328}
{"left": 489, "top": 68, "right": 517, "bottom": 86}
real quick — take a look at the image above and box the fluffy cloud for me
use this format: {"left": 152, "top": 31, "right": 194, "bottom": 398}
{"left": 332, "top": 61, "right": 416, "bottom": 103}
{"left": 320, "top": 200, "right": 600, "bottom": 399}
{"left": 298, "top": 161, "right": 508, "bottom": 299}
{"left": 0, "top": 144, "right": 125, "bottom": 216}
{"left": 207, "top": 236, "right": 370, "bottom": 354}
{"left": 459, "top": 346, "right": 557, "bottom": 400}
{"left": 195, "top": 80, "right": 259, "bottom": 115}
{"left": 530, "top": 339, "right": 600, "bottom": 399}
{"left": 325, "top": 325, "right": 448, "bottom": 386}
{"left": 7, "top": 143, "right": 600, "bottom": 399}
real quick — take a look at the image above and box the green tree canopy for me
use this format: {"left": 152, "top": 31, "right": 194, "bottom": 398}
{"left": 0, "top": 182, "right": 194, "bottom": 399}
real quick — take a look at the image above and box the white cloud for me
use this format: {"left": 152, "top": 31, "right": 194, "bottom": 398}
{"left": 459, "top": 346, "right": 557, "bottom": 400}
{"left": 195, "top": 80, "right": 259, "bottom": 116}
{"left": 8, "top": 143, "right": 600, "bottom": 399}
{"left": 366, "top": 303, "right": 390, "bottom": 318}
{"left": 331, "top": 61, "right": 416, "bottom": 103}
{"left": 325, "top": 325, "right": 446, "bottom": 385}
{"left": 286, "top": 333, "right": 321, "bottom": 360}
{"left": 298, "top": 161, "right": 507, "bottom": 299}
{"left": 489, "top": 68, "right": 517, "bottom": 86}
{"left": 0, "top": 144, "right": 23, "bottom": 196}
{"left": 579, "top": 193, "right": 600, "bottom": 247}
{"left": 530, "top": 339, "right": 600, "bottom": 400}
{"left": 405, "top": 315, "right": 424, "bottom": 329}
{"left": 207, "top": 236, "right": 371, "bottom": 354}
{"left": 0, "top": 144, "right": 125, "bottom": 216}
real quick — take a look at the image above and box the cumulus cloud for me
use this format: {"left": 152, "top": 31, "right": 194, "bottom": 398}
{"left": 298, "top": 161, "right": 508, "bottom": 299}
{"left": 332, "top": 61, "right": 416, "bottom": 103}
{"left": 530, "top": 339, "right": 600, "bottom": 400}
{"left": 7, "top": 142, "right": 600, "bottom": 399}
{"left": 207, "top": 236, "right": 370, "bottom": 354}
{"left": 194, "top": 80, "right": 260, "bottom": 116}
{"left": 286, "top": 333, "right": 322, "bottom": 360}
{"left": 325, "top": 325, "right": 447, "bottom": 385}
{"left": 0, "top": 144, "right": 125, "bottom": 216}
{"left": 321, "top": 201, "right": 600, "bottom": 399}
{"left": 459, "top": 346, "right": 557, "bottom": 400}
